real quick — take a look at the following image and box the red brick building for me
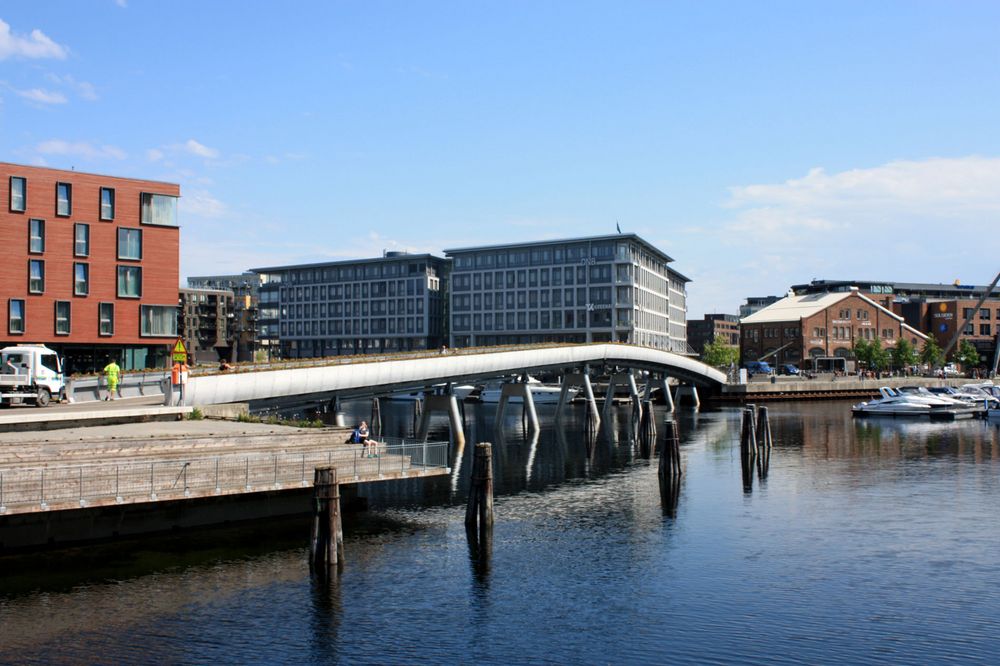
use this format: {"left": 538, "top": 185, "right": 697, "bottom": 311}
{"left": 1, "top": 163, "right": 180, "bottom": 373}
{"left": 740, "top": 289, "right": 927, "bottom": 369}
{"left": 687, "top": 313, "right": 740, "bottom": 356}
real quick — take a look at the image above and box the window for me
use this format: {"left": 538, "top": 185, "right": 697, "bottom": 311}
{"left": 29, "top": 219, "right": 44, "bottom": 253}
{"left": 54, "top": 301, "right": 70, "bottom": 335}
{"left": 8, "top": 299, "right": 24, "bottom": 334}
{"left": 117, "top": 265, "right": 141, "bottom": 297}
{"left": 982, "top": 324, "right": 992, "bottom": 336}
{"left": 100, "top": 187, "right": 115, "bottom": 220}
{"left": 74, "top": 223, "right": 89, "bottom": 257}
{"left": 99, "top": 302, "right": 114, "bottom": 336}
{"left": 10, "top": 176, "right": 26, "bottom": 212}
{"left": 56, "top": 182, "right": 71, "bottom": 216}
{"left": 140, "top": 193, "right": 178, "bottom": 226}
{"left": 140, "top": 305, "right": 178, "bottom": 336}
{"left": 74, "top": 263, "right": 90, "bottom": 296}
{"left": 28, "top": 260, "right": 44, "bottom": 293}
{"left": 117, "top": 227, "right": 142, "bottom": 260}
{"left": 981, "top": 308, "right": 991, "bottom": 320}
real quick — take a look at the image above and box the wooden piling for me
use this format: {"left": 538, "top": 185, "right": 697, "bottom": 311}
{"left": 739, "top": 408, "right": 757, "bottom": 493}
{"left": 465, "top": 442, "right": 495, "bottom": 531}
{"left": 756, "top": 405, "right": 772, "bottom": 450}
{"left": 658, "top": 420, "right": 682, "bottom": 480}
{"left": 370, "top": 397, "right": 382, "bottom": 439}
{"left": 310, "top": 466, "right": 344, "bottom": 571}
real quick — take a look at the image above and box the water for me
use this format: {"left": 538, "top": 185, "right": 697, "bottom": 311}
{"left": 2, "top": 401, "right": 1000, "bottom": 665}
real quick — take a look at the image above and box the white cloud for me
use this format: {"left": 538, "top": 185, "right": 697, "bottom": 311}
{"left": 679, "top": 156, "right": 1000, "bottom": 317}
{"left": 179, "top": 189, "right": 227, "bottom": 218}
{"left": 17, "top": 88, "right": 67, "bottom": 105}
{"left": 182, "top": 139, "right": 219, "bottom": 159}
{"left": 36, "top": 139, "right": 126, "bottom": 160}
{"left": 146, "top": 148, "right": 164, "bottom": 162}
{"left": 0, "top": 18, "right": 67, "bottom": 60}
{"left": 46, "top": 73, "right": 98, "bottom": 101}
{"left": 115, "top": 0, "right": 128, "bottom": 7}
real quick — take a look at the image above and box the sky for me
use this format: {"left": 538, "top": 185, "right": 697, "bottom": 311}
{"left": 2, "top": 1, "right": 999, "bottom": 318}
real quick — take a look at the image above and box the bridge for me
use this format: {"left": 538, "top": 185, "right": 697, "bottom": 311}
{"left": 176, "top": 343, "right": 726, "bottom": 444}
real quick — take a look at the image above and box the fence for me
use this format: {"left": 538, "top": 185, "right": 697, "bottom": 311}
{"left": 0, "top": 439, "right": 449, "bottom": 514}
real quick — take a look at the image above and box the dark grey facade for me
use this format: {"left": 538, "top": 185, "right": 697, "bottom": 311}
{"left": 187, "top": 272, "right": 262, "bottom": 361}
{"left": 443, "top": 234, "right": 689, "bottom": 353}
{"left": 251, "top": 253, "right": 447, "bottom": 359}
{"left": 178, "top": 287, "right": 235, "bottom": 364}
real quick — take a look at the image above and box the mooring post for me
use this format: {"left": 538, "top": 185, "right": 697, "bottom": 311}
{"left": 739, "top": 408, "right": 757, "bottom": 493}
{"left": 310, "top": 466, "right": 344, "bottom": 571}
{"left": 465, "top": 442, "right": 495, "bottom": 531}
{"left": 756, "top": 405, "right": 772, "bottom": 449}
{"left": 370, "top": 397, "right": 382, "bottom": 439}
{"left": 658, "top": 420, "right": 682, "bottom": 480}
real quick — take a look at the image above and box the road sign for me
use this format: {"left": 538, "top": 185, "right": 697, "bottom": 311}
{"left": 172, "top": 338, "right": 188, "bottom": 362}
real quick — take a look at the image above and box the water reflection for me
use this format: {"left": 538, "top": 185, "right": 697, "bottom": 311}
{"left": 4, "top": 402, "right": 1000, "bottom": 664}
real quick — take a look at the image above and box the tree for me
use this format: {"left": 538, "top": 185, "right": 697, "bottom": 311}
{"left": 868, "top": 337, "right": 889, "bottom": 372}
{"left": 890, "top": 337, "right": 917, "bottom": 371}
{"left": 955, "top": 339, "right": 981, "bottom": 370}
{"left": 853, "top": 338, "right": 872, "bottom": 368}
{"left": 920, "top": 336, "right": 944, "bottom": 369}
{"left": 702, "top": 334, "right": 740, "bottom": 368}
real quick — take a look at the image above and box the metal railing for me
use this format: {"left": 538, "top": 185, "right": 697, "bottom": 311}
{"left": 0, "top": 439, "right": 449, "bottom": 514}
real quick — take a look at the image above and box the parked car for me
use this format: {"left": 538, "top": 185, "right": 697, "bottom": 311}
{"left": 745, "top": 361, "right": 773, "bottom": 376}
{"left": 781, "top": 364, "right": 800, "bottom": 376}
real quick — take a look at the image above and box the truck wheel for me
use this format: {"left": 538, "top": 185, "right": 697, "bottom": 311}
{"left": 36, "top": 388, "right": 51, "bottom": 407}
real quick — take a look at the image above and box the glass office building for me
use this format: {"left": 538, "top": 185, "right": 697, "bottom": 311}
{"left": 444, "top": 234, "right": 689, "bottom": 353}
{"left": 251, "top": 252, "right": 447, "bottom": 358}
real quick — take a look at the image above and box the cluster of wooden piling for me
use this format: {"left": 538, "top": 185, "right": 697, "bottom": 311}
{"left": 310, "top": 466, "right": 344, "bottom": 572}
{"left": 740, "top": 405, "right": 772, "bottom": 492}
{"left": 658, "top": 420, "right": 682, "bottom": 515}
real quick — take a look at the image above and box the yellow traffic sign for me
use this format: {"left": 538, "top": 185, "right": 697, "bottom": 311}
{"left": 172, "top": 338, "right": 188, "bottom": 362}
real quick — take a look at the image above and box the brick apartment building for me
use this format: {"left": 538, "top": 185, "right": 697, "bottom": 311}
{"left": 1, "top": 163, "right": 180, "bottom": 373}
{"left": 687, "top": 314, "right": 739, "bottom": 356}
{"left": 179, "top": 287, "right": 234, "bottom": 364}
{"left": 741, "top": 289, "right": 927, "bottom": 369}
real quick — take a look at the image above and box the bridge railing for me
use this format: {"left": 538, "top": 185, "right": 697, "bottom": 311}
{"left": 0, "top": 439, "right": 449, "bottom": 515}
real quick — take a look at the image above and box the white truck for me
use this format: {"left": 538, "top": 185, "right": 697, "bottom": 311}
{"left": 0, "top": 344, "right": 66, "bottom": 407}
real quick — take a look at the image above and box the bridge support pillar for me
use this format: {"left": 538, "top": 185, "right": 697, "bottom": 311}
{"left": 310, "top": 466, "right": 344, "bottom": 572}
{"left": 661, "top": 378, "right": 675, "bottom": 413}
{"left": 496, "top": 379, "right": 539, "bottom": 433}
{"left": 555, "top": 372, "right": 600, "bottom": 430}
{"left": 419, "top": 394, "right": 466, "bottom": 448}
{"left": 330, "top": 396, "right": 347, "bottom": 427}
{"left": 674, "top": 385, "right": 700, "bottom": 409}
{"left": 604, "top": 372, "right": 642, "bottom": 418}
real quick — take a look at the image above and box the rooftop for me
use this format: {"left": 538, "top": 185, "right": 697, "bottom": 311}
{"left": 443, "top": 233, "right": 675, "bottom": 265}
{"left": 251, "top": 252, "right": 446, "bottom": 273}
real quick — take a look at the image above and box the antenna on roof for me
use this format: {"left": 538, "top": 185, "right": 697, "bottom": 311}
{"left": 616, "top": 219, "right": 622, "bottom": 234}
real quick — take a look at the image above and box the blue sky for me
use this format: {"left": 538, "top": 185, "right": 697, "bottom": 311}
{"left": 2, "top": 1, "right": 999, "bottom": 317}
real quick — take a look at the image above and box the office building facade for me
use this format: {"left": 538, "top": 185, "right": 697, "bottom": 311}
{"left": 1, "top": 162, "right": 180, "bottom": 372}
{"left": 444, "top": 234, "right": 689, "bottom": 353}
{"left": 251, "top": 252, "right": 447, "bottom": 358}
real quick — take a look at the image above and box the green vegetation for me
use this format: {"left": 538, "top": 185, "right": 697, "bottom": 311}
{"left": 701, "top": 334, "right": 740, "bottom": 368}
{"left": 920, "top": 336, "right": 944, "bottom": 369}
{"left": 187, "top": 407, "right": 204, "bottom": 420}
{"left": 955, "top": 339, "right": 981, "bottom": 369}
{"left": 236, "top": 413, "right": 325, "bottom": 428}
{"left": 890, "top": 337, "right": 917, "bottom": 370}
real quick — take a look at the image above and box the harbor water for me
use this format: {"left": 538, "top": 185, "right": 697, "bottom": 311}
{"left": 2, "top": 401, "right": 1000, "bottom": 664}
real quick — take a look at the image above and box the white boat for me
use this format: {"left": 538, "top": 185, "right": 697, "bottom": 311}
{"left": 852, "top": 386, "right": 979, "bottom": 420}
{"left": 386, "top": 384, "right": 478, "bottom": 401}
{"left": 478, "top": 377, "right": 577, "bottom": 404}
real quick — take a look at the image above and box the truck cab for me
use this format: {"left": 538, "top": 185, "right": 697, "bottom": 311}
{"left": 0, "top": 345, "right": 65, "bottom": 406}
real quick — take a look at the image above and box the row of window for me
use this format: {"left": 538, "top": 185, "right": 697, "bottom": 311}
{"left": 962, "top": 323, "right": 993, "bottom": 336}
{"left": 8, "top": 176, "right": 178, "bottom": 226}
{"left": 452, "top": 265, "right": 625, "bottom": 291}
{"left": 961, "top": 308, "right": 998, "bottom": 320}
{"left": 27, "top": 220, "right": 143, "bottom": 259}
{"left": 835, "top": 309, "right": 872, "bottom": 321}
{"left": 452, "top": 309, "right": 627, "bottom": 332}
{"left": 24, "top": 261, "right": 142, "bottom": 298}
{"left": 6, "top": 299, "right": 175, "bottom": 336}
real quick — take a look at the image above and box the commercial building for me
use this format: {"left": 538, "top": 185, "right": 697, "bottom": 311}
{"left": 251, "top": 252, "right": 448, "bottom": 358}
{"left": 792, "top": 278, "right": 1000, "bottom": 369}
{"left": 740, "top": 296, "right": 781, "bottom": 319}
{"left": 687, "top": 314, "right": 740, "bottom": 356}
{"left": 178, "top": 287, "right": 235, "bottom": 364}
{"left": 187, "top": 272, "right": 261, "bottom": 361}
{"left": 0, "top": 162, "right": 180, "bottom": 373}
{"left": 443, "top": 234, "right": 690, "bottom": 353}
{"left": 740, "top": 288, "right": 927, "bottom": 369}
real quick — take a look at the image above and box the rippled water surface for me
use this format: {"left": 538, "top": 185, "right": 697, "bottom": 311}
{"left": 2, "top": 401, "right": 1000, "bottom": 664}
